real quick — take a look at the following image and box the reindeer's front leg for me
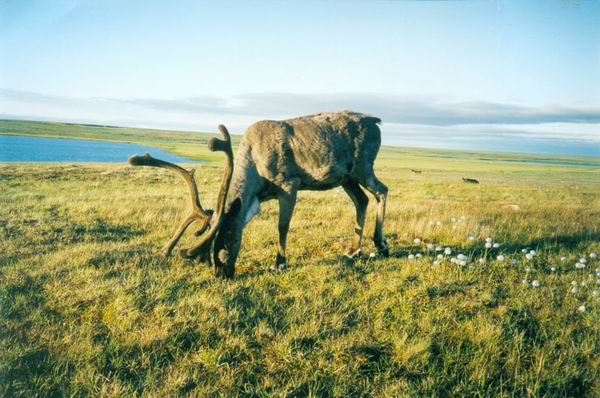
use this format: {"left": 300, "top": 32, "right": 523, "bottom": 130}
{"left": 274, "top": 181, "right": 299, "bottom": 270}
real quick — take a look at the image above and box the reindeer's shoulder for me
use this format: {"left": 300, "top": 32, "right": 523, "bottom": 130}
{"left": 245, "top": 120, "right": 291, "bottom": 136}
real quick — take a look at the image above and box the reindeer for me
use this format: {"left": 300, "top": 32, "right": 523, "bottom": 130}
{"left": 129, "top": 111, "right": 389, "bottom": 278}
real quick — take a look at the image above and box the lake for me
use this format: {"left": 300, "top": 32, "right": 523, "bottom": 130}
{"left": 0, "top": 135, "right": 196, "bottom": 163}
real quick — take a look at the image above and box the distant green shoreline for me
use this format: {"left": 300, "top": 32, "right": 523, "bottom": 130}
{"left": 1, "top": 119, "right": 598, "bottom": 169}
{"left": 0, "top": 119, "right": 227, "bottom": 162}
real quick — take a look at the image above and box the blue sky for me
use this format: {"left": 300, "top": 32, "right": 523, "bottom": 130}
{"left": 1, "top": 0, "right": 599, "bottom": 155}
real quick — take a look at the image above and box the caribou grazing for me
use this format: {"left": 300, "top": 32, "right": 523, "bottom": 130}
{"left": 129, "top": 111, "right": 389, "bottom": 278}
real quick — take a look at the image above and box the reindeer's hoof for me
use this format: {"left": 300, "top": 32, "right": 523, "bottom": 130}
{"left": 378, "top": 248, "right": 390, "bottom": 257}
{"left": 215, "top": 265, "right": 234, "bottom": 279}
{"left": 345, "top": 249, "right": 363, "bottom": 260}
{"left": 269, "top": 262, "right": 287, "bottom": 272}
{"left": 272, "top": 254, "right": 287, "bottom": 272}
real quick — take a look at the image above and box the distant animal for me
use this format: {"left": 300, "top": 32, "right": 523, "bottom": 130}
{"left": 129, "top": 111, "right": 389, "bottom": 278}
{"left": 462, "top": 177, "right": 479, "bottom": 184}
{"left": 410, "top": 169, "right": 422, "bottom": 174}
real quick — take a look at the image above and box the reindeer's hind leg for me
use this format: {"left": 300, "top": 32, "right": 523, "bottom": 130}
{"left": 360, "top": 174, "right": 389, "bottom": 257}
{"left": 342, "top": 179, "right": 369, "bottom": 258}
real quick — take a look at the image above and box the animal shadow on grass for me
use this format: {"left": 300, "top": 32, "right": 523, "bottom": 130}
{"left": 43, "top": 218, "right": 144, "bottom": 245}
{"left": 2, "top": 276, "right": 73, "bottom": 397}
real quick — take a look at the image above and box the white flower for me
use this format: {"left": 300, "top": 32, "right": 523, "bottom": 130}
{"left": 457, "top": 254, "right": 466, "bottom": 261}
{"left": 416, "top": 253, "right": 423, "bottom": 258}
{"left": 485, "top": 242, "right": 492, "bottom": 249}
{"left": 435, "top": 246, "right": 442, "bottom": 252}
{"left": 408, "top": 254, "right": 415, "bottom": 260}
{"left": 522, "top": 279, "right": 529, "bottom": 286}
{"left": 468, "top": 235, "right": 475, "bottom": 241}
{"left": 497, "top": 255, "right": 505, "bottom": 261}
{"left": 414, "top": 238, "right": 422, "bottom": 244}
{"left": 532, "top": 280, "right": 541, "bottom": 288}
{"left": 485, "top": 237, "right": 493, "bottom": 243}
{"left": 550, "top": 267, "right": 556, "bottom": 272}
{"left": 369, "top": 252, "right": 377, "bottom": 258}
{"left": 577, "top": 305, "right": 586, "bottom": 312}
{"left": 571, "top": 287, "right": 579, "bottom": 294}
{"left": 433, "top": 260, "right": 440, "bottom": 266}
{"left": 590, "top": 252, "right": 597, "bottom": 259}
{"left": 560, "top": 256, "right": 567, "bottom": 262}
{"left": 427, "top": 243, "right": 434, "bottom": 250}
{"left": 493, "top": 243, "right": 500, "bottom": 248}
{"left": 437, "top": 254, "right": 444, "bottom": 260}
{"left": 571, "top": 281, "right": 578, "bottom": 286}
{"left": 521, "top": 248, "right": 528, "bottom": 254}
{"left": 525, "top": 253, "right": 534, "bottom": 260}
{"left": 530, "top": 250, "right": 536, "bottom": 255}
{"left": 576, "top": 262, "right": 585, "bottom": 269}
{"left": 581, "top": 281, "right": 587, "bottom": 287}
{"left": 444, "top": 247, "right": 452, "bottom": 255}
{"left": 593, "top": 290, "right": 599, "bottom": 297}
{"left": 478, "top": 258, "right": 486, "bottom": 264}
{"left": 450, "top": 257, "right": 458, "bottom": 264}
{"left": 525, "top": 267, "right": 531, "bottom": 273}
{"left": 459, "top": 260, "right": 467, "bottom": 266}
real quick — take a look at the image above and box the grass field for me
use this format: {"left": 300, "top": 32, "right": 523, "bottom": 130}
{"left": 1, "top": 121, "right": 600, "bottom": 396}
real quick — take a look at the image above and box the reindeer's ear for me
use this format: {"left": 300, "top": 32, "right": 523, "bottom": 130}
{"left": 227, "top": 197, "right": 242, "bottom": 218}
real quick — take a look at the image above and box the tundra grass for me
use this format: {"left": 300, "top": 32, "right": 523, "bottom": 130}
{"left": 1, "top": 153, "right": 600, "bottom": 396}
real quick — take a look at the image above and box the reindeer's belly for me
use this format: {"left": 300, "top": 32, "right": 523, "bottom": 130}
{"left": 296, "top": 162, "right": 350, "bottom": 190}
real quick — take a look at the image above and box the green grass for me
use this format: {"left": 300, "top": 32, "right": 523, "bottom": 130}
{"left": 1, "top": 120, "right": 600, "bottom": 396}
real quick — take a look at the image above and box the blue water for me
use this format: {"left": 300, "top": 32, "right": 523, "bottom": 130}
{"left": 0, "top": 135, "right": 196, "bottom": 163}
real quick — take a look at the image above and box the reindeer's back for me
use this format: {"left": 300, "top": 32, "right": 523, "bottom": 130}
{"left": 241, "top": 111, "right": 381, "bottom": 190}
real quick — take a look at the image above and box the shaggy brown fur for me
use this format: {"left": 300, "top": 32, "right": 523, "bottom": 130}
{"left": 130, "top": 111, "right": 389, "bottom": 278}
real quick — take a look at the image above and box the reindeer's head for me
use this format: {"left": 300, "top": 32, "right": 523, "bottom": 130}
{"left": 128, "top": 125, "right": 238, "bottom": 277}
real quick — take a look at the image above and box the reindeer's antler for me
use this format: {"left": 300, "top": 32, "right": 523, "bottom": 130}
{"left": 180, "top": 125, "right": 234, "bottom": 259}
{"left": 128, "top": 153, "right": 212, "bottom": 257}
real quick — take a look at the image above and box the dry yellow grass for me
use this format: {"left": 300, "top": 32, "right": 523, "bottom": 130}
{"left": 1, "top": 148, "right": 599, "bottom": 396}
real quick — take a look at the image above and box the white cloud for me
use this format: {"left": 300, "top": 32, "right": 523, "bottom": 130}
{"left": 1, "top": 88, "right": 599, "bottom": 156}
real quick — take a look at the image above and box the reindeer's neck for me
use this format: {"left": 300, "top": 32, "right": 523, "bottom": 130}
{"left": 212, "top": 150, "right": 264, "bottom": 272}
{"left": 225, "top": 150, "right": 264, "bottom": 226}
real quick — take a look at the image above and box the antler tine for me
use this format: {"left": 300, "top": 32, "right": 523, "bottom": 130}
{"left": 128, "top": 153, "right": 211, "bottom": 257}
{"left": 181, "top": 125, "right": 234, "bottom": 258}
{"left": 128, "top": 153, "right": 209, "bottom": 217}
